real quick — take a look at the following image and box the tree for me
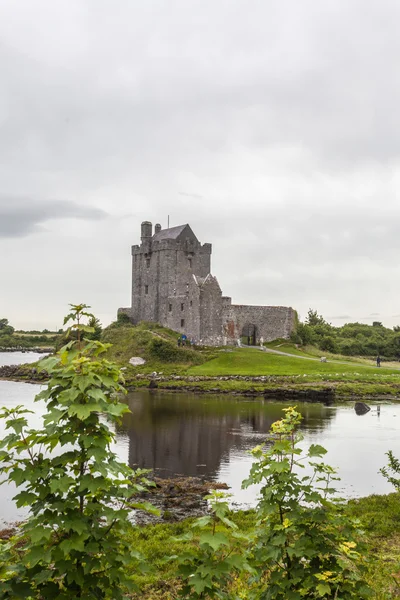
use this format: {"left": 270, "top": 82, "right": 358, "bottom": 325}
{"left": 305, "top": 308, "right": 328, "bottom": 326}
{"left": 182, "top": 407, "right": 372, "bottom": 598}
{"left": 86, "top": 315, "right": 102, "bottom": 341}
{"left": 241, "top": 407, "right": 371, "bottom": 598}
{"left": 0, "top": 318, "right": 14, "bottom": 336}
{"left": 0, "top": 304, "right": 153, "bottom": 598}
{"left": 292, "top": 322, "right": 315, "bottom": 346}
{"left": 319, "top": 335, "right": 337, "bottom": 353}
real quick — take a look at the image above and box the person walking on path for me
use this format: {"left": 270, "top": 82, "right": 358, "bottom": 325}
{"left": 376, "top": 355, "right": 381, "bottom": 367}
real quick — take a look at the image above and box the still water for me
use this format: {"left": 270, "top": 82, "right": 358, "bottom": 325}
{"left": 0, "top": 352, "right": 399, "bottom": 523}
{"left": 0, "top": 351, "right": 44, "bottom": 367}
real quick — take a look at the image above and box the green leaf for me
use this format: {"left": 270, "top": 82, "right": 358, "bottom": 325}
{"left": 68, "top": 403, "right": 101, "bottom": 420}
{"left": 219, "top": 515, "right": 238, "bottom": 529}
{"left": 32, "top": 569, "right": 54, "bottom": 585}
{"left": 49, "top": 475, "right": 75, "bottom": 494}
{"left": 308, "top": 444, "right": 328, "bottom": 457}
{"left": 190, "top": 575, "right": 209, "bottom": 595}
{"left": 60, "top": 535, "right": 86, "bottom": 555}
{"left": 14, "top": 491, "right": 37, "bottom": 507}
{"left": 199, "top": 532, "right": 229, "bottom": 551}
{"left": 29, "top": 525, "right": 53, "bottom": 543}
{"left": 316, "top": 582, "right": 331, "bottom": 596}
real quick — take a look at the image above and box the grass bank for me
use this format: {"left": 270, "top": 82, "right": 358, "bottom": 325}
{"left": 4, "top": 323, "right": 400, "bottom": 399}
{"left": 120, "top": 493, "right": 400, "bottom": 598}
{"left": 113, "top": 329, "right": 400, "bottom": 398}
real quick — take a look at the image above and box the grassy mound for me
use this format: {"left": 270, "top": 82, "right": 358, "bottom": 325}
{"left": 101, "top": 321, "right": 206, "bottom": 368}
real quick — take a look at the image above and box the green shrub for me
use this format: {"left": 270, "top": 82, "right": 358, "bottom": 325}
{"left": 0, "top": 304, "right": 154, "bottom": 599}
{"left": 240, "top": 406, "right": 371, "bottom": 598}
{"left": 178, "top": 406, "right": 371, "bottom": 599}
{"left": 117, "top": 312, "right": 132, "bottom": 325}
{"left": 148, "top": 337, "right": 202, "bottom": 364}
{"left": 319, "top": 335, "right": 338, "bottom": 353}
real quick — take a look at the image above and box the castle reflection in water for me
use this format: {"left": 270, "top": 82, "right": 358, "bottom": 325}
{"left": 116, "top": 391, "right": 335, "bottom": 481}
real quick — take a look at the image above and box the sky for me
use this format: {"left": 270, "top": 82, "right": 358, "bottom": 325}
{"left": 1, "top": 0, "right": 400, "bottom": 330}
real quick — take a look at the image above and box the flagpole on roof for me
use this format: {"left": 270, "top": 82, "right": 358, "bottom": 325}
{"left": 168, "top": 215, "right": 170, "bottom": 228}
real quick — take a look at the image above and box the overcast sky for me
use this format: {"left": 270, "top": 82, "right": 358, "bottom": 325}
{"left": 1, "top": 0, "right": 400, "bottom": 330}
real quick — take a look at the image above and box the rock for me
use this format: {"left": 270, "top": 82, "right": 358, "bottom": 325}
{"left": 354, "top": 402, "right": 371, "bottom": 415}
{"left": 129, "top": 357, "right": 146, "bottom": 366}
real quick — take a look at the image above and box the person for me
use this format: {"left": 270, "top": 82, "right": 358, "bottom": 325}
{"left": 376, "top": 355, "right": 381, "bottom": 367}
{"left": 177, "top": 336, "right": 181, "bottom": 347}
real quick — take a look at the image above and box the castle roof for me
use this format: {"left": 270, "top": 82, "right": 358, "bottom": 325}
{"left": 193, "top": 273, "right": 221, "bottom": 291}
{"left": 152, "top": 223, "right": 197, "bottom": 242}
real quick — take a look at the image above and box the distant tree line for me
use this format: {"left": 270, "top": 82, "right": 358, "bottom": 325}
{"left": 292, "top": 309, "right": 400, "bottom": 359}
{"left": 0, "top": 318, "right": 62, "bottom": 348}
{"left": 0, "top": 316, "right": 103, "bottom": 349}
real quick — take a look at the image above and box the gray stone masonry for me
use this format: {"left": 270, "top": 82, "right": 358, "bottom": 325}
{"left": 118, "top": 221, "right": 295, "bottom": 345}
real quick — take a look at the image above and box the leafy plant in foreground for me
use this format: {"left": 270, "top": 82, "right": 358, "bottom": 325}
{"left": 0, "top": 304, "right": 154, "bottom": 599}
{"left": 242, "top": 406, "right": 371, "bottom": 599}
{"left": 174, "top": 490, "right": 252, "bottom": 599}
{"left": 380, "top": 450, "right": 400, "bottom": 491}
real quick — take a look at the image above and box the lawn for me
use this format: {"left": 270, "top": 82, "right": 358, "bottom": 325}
{"left": 189, "top": 347, "right": 400, "bottom": 378}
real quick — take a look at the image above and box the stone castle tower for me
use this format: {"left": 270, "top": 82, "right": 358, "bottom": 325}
{"left": 119, "top": 221, "right": 295, "bottom": 345}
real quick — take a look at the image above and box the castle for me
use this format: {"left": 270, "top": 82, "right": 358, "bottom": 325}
{"left": 118, "top": 221, "right": 295, "bottom": 345}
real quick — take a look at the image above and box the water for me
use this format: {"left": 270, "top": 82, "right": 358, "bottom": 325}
{"left": 0, "top": 352, "right": 399, "bottom": 523}
{"left": 0, "top": 351, "right": 44, "bottom": 367}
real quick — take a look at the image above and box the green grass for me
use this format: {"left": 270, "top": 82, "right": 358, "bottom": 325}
{"left": 189, "top": 347, "right": 400, "bottom": 378}
{"left": 264, "top": 340, "right": 317, "bottom": 357}
{"left": 122, "top": 495, "right": 400, "bottom": 599}
{"left": 266, "top": 343, "right": 316, "bottom": 357}
{"left": 347, "top": 493, "right": 400, "bottom": 598}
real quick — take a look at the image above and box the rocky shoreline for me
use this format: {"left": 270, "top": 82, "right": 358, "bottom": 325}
{"left": 0, "top": 364, "right": 48, "bottom": 382}
{"left": 0, "top": 347, "right": 53, "bottom": 353}
{"left": 1, "top": 364, "right": 398, "bottom": 402}
{"left": 0, "top": 364, "right": 335, "bottom": 401}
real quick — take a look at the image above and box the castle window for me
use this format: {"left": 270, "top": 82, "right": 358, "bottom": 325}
{"left": 146, "top": 258, "right": 150, "bottom": 268}
{"left": 181, "top": 319, "right": 185, "bottom": 328}
{"left": 169, "top": 303, "right": 172, "bottom": 312}
{"left": 188, "top": 258, "right": 192, "bottom": 268}
{"left": 145, "top": 285, "right": 149, "bottom": 295}
{"left": 190, "top": 300, "right": 193, "bottom": 307}
{"left": 181, "top": 303, "right": 184, "bottom": 311}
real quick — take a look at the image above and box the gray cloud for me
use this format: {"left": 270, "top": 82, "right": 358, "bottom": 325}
{"left": 329, "top": 315, "right": 352, "bottom": 320}
{"left": 1, "top": 0, "right": 400, "bottom": 328}
{"left": 0, "top": 197, "right": 106, "bottom": 238}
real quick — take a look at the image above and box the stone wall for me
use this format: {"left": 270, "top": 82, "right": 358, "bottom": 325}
{"left": 198, "top": 275, "right": 223, "bottom": 345}
{"left": 222, "top": 304, "right": 296, "bottom": 344}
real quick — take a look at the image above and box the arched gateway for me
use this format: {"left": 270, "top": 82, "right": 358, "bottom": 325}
{"left": 241, "top": 323, "right": 257, "bottom": 346}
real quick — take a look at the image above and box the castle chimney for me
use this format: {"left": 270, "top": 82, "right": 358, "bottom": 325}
{"left": 155, "top": 223, "right": 162, "bottom": 234}
{"left": 141, "top": 221, "right": 152, "bottom": 241}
